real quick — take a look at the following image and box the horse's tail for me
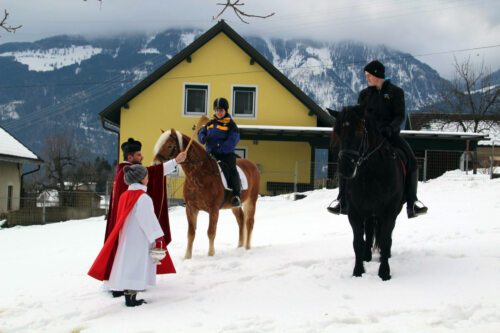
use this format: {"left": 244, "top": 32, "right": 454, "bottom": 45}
{"left": 366, "top": 217, "right": 380, "bottom": 252}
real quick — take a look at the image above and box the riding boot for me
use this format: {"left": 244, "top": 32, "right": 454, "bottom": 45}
{"left": 230, "top": 169, "right": 241, "bottom": 207}
{"left": 406, "top": 169, "right": 428, "bottom": 219}
{"left": 327, "top": 177, "right": 347, "bottom": 215}
{"left": 111, "top": 290, "right": 124, "bottom": 298}
{"left": 124, "top": 290, "right": 146, "bottom": 307}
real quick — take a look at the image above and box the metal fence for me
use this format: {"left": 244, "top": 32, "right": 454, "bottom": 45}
{"left": 1, "top": 147, "right": 496, "bottom": 227}
{"left": 1, "top": 190, "right": 108, "bottom": 227}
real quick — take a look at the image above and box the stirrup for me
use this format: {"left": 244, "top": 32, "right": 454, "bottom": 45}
{"left": 327, "top": 199, "right": 347, "bottom": 215}
{"left": 407, "top": 200, "right": 428, "bottom": 219}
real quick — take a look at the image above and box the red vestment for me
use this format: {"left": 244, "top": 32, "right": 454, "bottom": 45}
{"left": 104, "top": 162, "right": 174, "bottom": 275}
{"left": 89, "top": 190, "right": 175, "bottom": 281}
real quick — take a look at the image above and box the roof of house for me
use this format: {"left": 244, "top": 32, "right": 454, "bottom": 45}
{"left": 0, "top": 126, "right": 43, "bottom": 164}
{"left": 99, "top": 20, "right": 332, "bottom": 128}
{"left": 238, "top": 124, "right": 488, "bottom": 143}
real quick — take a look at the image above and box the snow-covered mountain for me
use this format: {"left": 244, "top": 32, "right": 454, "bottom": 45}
{"left": 0, "top": 29, "right": 450, "bottom": 161}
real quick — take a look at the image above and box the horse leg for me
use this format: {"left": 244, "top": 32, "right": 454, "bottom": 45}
{"left": 184, "top": 205, "right": 199, "bottom": 260}
{"left": 377, "top": 217, "right": 396, "bottom": 281}
{"left": 349, "top": 213, "right": 365, "bottom": 277}
{"left": 243, "top": 200, "right": 256, "bottom": 250}
{"left": 207, "top": 209, "right": 220, "bottom": 256}
{"left": 364, "top": 217, "right": 375, "bottom": 262}
{"left": 231, "top": 207, "right": 246, "bottom": 248}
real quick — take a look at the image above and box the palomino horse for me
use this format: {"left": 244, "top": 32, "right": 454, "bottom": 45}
{"left": 153, "top": 129, "right": 260, "bottom": 259}
{"left": 330, "top": 105, "right": 405, "bottom": 280}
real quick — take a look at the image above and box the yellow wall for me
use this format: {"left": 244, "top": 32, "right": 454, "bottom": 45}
{"left": 119, "top": 32, "right": 316, "bottom": 195}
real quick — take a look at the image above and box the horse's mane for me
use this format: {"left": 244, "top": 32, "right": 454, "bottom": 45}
{"left": 153, "top": 129, "right": 184, "bottom": 157}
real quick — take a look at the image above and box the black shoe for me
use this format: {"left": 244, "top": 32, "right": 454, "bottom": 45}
{"left": 407, "top": 201, "right": 428, "bottom": 219}
{"left": 231, "top": 196, "right": 241, "bottom": 207}
{"left": 327, "top": 201, "right": 347, "bottom": 215}
{"left": 125, "top": 293, "right": 146, "bottom": 307}
{"left": 111, "top": 291, "right": 124, "bottom": 298}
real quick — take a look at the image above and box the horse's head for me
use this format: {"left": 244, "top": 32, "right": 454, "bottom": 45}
{"left": 153, "top": 128, "right": 184, "bottom": 164}
{"left": 330, "top": 105, "right": 367, "bottom": 179}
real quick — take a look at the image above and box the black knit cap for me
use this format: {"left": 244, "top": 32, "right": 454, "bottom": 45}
{"left": 213, "top": 97, "right": 229, "bottom": 111}
{"left": 123, "top": 164, "right": 148, "bottom": 185}
{"left": 364, "top": 60, "right": 385, "bottom": 79}
{"left": 121, "top": 138, "right": 142, "bottom": 154}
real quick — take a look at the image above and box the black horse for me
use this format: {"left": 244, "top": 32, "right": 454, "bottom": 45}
{"left": 330, "top": 105, "right": 405, "bottom": 281}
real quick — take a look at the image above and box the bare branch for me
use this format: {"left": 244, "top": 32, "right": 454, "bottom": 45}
{"left": 0, "top": 9, "right": 22, "bottom": 35}
{"left": 213, "top": 0, "right": 275, "bottom": 24}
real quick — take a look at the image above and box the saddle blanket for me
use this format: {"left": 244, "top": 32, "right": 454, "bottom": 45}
{"left": 216, "top": 163, "right": 248, "bottom": 191}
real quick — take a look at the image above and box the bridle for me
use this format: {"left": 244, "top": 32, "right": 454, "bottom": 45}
{"left": 338, "top": 122, "right": 386, "bottom": 179}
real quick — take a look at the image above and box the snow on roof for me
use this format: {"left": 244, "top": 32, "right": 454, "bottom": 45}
{"left": 0, "top": 126, "right": 40, "bottom": 161}
{"left": 238, "top": 124, "right": 488, "bottom": 140}
{"left": 238, "top": 124, "right": 331, "bottom": 132}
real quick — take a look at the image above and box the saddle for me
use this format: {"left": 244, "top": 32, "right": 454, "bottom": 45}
{"left": 215, "top": 160, "right": 248, "bottom": 191}
{"left": 387, "top": 145, "right": 408, "bottom": 178}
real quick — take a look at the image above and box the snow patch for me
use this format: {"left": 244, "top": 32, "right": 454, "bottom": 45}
{"left": 138, "top": 48, "right": 160, "bottom": 55}
{"left": 0, "top": 100, "right": 23, "bottom": 120}
{"left": 180, "top": 32, "right": 196, "bottom": 46}
{"left": 0, "top": 45, "right": 102, "bottom": 72}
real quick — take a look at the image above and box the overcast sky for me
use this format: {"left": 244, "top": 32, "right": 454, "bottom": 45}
{"left": 1, "top": 0, "right": 499, "bottom": 78}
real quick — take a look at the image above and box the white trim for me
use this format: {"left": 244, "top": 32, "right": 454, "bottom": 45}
{"left": 182, "top": 82, "right": 210, "bottom": 117}
{"left": 231, "top": 84, "right": 258, "bottom": 119}
{"left": 235, "top": 146, "right": 248, "bottom": 159}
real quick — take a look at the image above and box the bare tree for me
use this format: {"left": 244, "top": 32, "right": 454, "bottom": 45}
{"left": 435, "top": 56, "right": 500, "bottom": 133}
{"left": 0, "top": 9, "right": 22, "bottom": 35}
{"left": 213, "top": 0, "right": 274, "bottom": 24}
{"left": 43, "top": 132, "right": 82, "bottom": 191}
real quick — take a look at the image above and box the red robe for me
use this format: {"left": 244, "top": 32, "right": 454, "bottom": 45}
{"left": 89, "top": 190, "right": 175, "bottom": 281}
{"left": 104, "top": 162, "right": 174, "bottom": 275}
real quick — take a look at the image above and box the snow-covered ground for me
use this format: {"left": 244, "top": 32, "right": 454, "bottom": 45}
{"left": 1, "top": 171, "right": 499, "bottom": 333}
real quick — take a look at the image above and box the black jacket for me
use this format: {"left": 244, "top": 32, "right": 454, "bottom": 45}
{"left": 358, "top": 80, "right": 405, "bottom": 135}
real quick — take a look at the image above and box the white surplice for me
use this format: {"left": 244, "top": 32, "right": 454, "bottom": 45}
{"left": 108, "top": 183, "right": 164, "bottom": 291}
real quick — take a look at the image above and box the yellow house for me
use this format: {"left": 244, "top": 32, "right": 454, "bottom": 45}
{"left": 100, "top": 20, "right": 333, "bottom": 197}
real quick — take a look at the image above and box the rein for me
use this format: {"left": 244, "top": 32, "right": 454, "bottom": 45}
{"left": 338, "top": 128, "right": 386, "bottom": 179}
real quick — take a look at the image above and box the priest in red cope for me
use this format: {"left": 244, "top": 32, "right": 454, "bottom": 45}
{"left": 104, "top": 138, "right": 186, "bottom": 274}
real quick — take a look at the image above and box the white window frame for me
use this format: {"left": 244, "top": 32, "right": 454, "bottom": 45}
{"left": 231, "top": 84, "right": 257, "bottom": 119}
{"left": 235, "top": 147, "right": 248, "bottom": 159}
{"left": 183, "top": 83, "right": 210, "bottom": 116}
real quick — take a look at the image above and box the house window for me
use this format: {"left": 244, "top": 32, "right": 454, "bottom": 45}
{"left": 184, "top": 84, "right": 208, "bottom": 115}
{"left": 233, "top": 86, "right": 256, "bottom": 117}
{"left": 235, "top": 147, "right": 247, "bottom": 159}
{"left": 7, "top": 185, "right": 13, "bottom": 211}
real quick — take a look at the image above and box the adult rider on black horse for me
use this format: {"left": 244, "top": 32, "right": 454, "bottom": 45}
{"left": 329, "top": 60, "right": 428, "bottom": 219}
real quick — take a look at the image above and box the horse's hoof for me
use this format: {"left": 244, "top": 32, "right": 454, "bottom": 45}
{"left": 379, "top": 273, "right": 391, "bottom": 281}
{"left": 378, "top": 264, "right": 391, "bottom": 281}
{"left": 353, "top": 265, "right": 365, "bottom": 277}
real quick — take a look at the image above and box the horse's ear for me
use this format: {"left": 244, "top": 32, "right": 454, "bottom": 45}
{"left": 170, "top": 128, "right": 176, "bottom": 136}
{"left": 160, "top": 129, "right": 164, "bottom": 133}
{"left": 326, "top": 108, "right": 339, "bottom": 119}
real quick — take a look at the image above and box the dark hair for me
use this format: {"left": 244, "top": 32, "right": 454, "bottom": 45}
{"left": 121, "top": 138, "right": 142, "bottom": 160}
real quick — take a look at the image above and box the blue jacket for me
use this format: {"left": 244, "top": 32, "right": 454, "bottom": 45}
{"left": 198, "top": 114, "right": 240, "bottom": 155}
